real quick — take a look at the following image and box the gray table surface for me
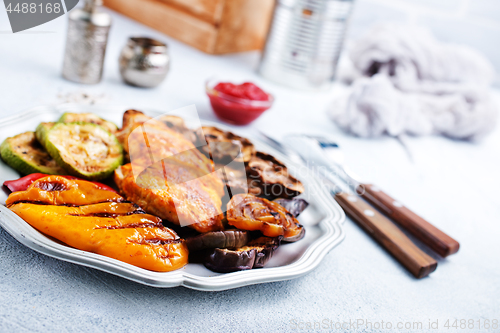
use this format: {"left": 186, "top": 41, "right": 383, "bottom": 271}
{"left": 1, "top": 7, "right": 499, "bottom": 333}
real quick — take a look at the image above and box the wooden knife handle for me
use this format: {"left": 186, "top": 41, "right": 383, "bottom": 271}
{"left": 358, "top": 184, "right": 459, "bottom": 258}
{"left": 335, "top": 192, "right": 437, "bottom": 279}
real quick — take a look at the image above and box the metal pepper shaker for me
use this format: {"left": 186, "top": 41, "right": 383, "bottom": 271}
{"left": 119, "top": 37, "right": 170, "bottom": 88}
{"left": 62, "top": 0, "right": 112, "bottom": 84}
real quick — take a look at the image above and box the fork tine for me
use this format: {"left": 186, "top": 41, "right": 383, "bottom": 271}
{"left": 302, "top": 134, "right": 340, "bottom": 148}
{"left": 259, "top": 131, "right": 285, "bottom": 149}
{"left": 258, "top": 131, "right": 306, "bottom": 164}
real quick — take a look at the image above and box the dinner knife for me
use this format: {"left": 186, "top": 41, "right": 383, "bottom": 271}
{"left": 258, "top": 132, "right": 437, "bottom": 278}
{"left": 327, "top": 179, "right": 437, "bottom": 279}
{"left": 295, "top": 135, "right": 460, "bottom": 258}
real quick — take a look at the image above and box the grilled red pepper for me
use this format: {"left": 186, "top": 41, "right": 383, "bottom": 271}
{"left": 3, "top": 173, "right": 117, "bottom": 193}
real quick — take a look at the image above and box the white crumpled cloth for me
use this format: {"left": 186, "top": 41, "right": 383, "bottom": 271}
{"left": 330, "top": 24, "right": 498, "bottom": 141}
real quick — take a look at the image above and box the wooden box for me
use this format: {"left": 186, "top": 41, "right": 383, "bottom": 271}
{"left": 104, "top": 0, "right": 275, "bottom": 54}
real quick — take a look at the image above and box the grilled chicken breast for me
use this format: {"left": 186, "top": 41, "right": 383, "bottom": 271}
{"left": 114, "top": 110, "right": 225, "bottom": 233}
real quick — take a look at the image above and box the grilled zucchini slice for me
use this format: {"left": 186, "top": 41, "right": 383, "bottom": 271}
{"left": 0, "top": 131, "right": 64, "bottom": 175}
{"left": 34, "top": 122, "right": 56, "bottom": 148}
{"left": 58, "top": 113, "right": 118, "bottom": 134}
{"left": 36, "top": 122, "right": 123, "bottom": 180}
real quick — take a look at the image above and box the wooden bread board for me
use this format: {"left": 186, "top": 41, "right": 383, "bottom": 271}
{"left": 104, "top": 0, "right": 275, "bottom": 54}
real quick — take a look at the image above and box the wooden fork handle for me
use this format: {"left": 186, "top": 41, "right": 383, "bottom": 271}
{"left": 358, "top": 184, "right": 459, "bottom": 258}
{"left": 335, "top": 192, "right": 437, "bottom": 279}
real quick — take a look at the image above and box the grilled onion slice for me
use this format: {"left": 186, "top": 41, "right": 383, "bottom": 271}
{"left": 227, "top": 194, "right": 304, "bottom": 241}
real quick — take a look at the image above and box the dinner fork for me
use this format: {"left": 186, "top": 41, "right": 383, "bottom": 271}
{"left": 259, "top": 131, "right": 438, "bottom": 278}
{"left": 303, "top": 134, "right": 460, "bottom": 258}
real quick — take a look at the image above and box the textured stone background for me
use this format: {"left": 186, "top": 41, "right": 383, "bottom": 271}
{"left": 0, "top": 1, "right": 499, "bottom": 332}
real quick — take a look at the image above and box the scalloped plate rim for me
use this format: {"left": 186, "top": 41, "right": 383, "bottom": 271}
{"left": 0, "top": 104, "right": 345, "bottom": 291}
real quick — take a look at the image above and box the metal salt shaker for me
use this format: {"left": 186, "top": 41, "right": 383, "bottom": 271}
{"left": 119, "top": 37, "right": 170, "bottom": 88}
{"left": 62, "top": 0, "right": 111, "bottom": 84}
{"left": 259, "top": 0, "right": 355, "bottom": 90}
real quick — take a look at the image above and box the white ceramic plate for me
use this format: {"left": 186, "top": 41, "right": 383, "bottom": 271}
{"left": 0, "top": 104, "right": 345, "bottom": 291}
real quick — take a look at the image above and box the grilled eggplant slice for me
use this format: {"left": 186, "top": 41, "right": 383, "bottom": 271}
{"left": 273, "top": 198, "right": 309, "bottom": 218}
{"left": 250, "top": 236, "right": 281, "bottom": 268}
{"left": 273, "top": 198, "right": 308, "bottom": 242}
{"left": 216, "top": 165, "right": 248, "bottom": 196}
{"left": 203, "top": 236, "right": 281, "bottom": 273}
{"left": 247, "top": 152, "right": 304, "bottom": 199}
{"left": 36, "top": 122, "right": 123, "bottom": 180}
{"left": 195, "top": 126, "right": 255, "bottom": 164}
{"left": 204, "top": 247, "right": 255, "bottom": 272}
{"left": 59, "top": 112, "right": 118, "bottom": 134}
{"left": 227, "top": 194, "right": 305, "bottom": 241}
{"left": 158, "top": 115, "right": 197, "bottom": 142}
{"left": 185, "top": 230, "right": 250, "bottom": 252}
{"left": 0, "top": 131, "right": 65, "bottom": 175}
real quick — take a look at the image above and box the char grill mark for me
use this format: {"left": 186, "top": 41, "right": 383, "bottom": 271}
{"left": 34, "top": 181, "right": 68, "bottom": 191}
{"left": 7, "top": 199, "right": 126, "bottom": 208}
{"left": 68, "top": 209, "right": 147, "bottom": 218}
{"left": 7, "top": 200, "right": 51, "bottom": 206}
{"left": 130, "top": 238, "right": 182, "bottom": 246}
{"left": 96, "top": 221, "right": 164, "bottom": 230}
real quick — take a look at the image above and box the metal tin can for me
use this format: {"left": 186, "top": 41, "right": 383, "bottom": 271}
{"left": 258, "top": 0, "right": 354, "bottom": 90}
{"left": 118, "top": 37, "right": 170, "bottom": 88}
{"left": 62, "top": 0, "right": 111, "bottom": 84}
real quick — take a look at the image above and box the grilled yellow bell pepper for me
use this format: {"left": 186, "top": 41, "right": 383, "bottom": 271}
{"left": 6, "top": 176, "right": 188, "bottom": 272}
